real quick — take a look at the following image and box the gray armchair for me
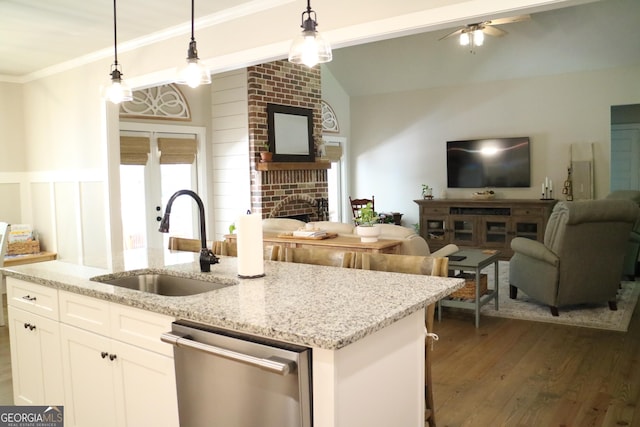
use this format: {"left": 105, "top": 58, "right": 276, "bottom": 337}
{"left": 605, "top": 190, "right": 640, "bottom": 280}
{"left": 509, "top": 199, "right": 639, "bottom": 316}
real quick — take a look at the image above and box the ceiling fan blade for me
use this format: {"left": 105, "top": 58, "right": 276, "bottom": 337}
{"left": 485, "top": 14, "right": 530, "bottom": 26}
{"left": 438, "top": 28, "right": 464, "bottom": 41}
{"left": 483, "top": 26, "right": 507, "bottom": 37}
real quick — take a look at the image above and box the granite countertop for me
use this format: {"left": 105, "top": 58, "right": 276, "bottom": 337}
{"left": 0, "top": 249, "right": 464, "bottom": 350}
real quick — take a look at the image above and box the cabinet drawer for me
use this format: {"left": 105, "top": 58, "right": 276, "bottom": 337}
{"left": 421, "top": 206, "right": 448, "bottom": 214}
{"left": 512, "top": 207, "right": 543, "bottom": 216}
{"left": 59, "top": 290, "right": 111, "bottom": 336}
{"left": 7, "top": 278, "right": 59, "bottom": 320}
{"left": 110, "top": 304, "right": 175, "bottom": 357}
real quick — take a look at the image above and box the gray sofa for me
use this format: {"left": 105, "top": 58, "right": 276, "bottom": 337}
{"left": 508, "top": 199, "right": 639, "bottom": 316}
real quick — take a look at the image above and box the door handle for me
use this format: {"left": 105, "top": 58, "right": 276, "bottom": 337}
{"left": 161, "top": 332, "right": 296, "bottom": 376}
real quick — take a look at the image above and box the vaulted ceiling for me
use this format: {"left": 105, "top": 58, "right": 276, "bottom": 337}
{"left": 1, "top": 0, "right": 638, "bottom": 97}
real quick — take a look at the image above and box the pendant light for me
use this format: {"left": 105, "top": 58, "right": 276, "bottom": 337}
{"left": 105, "top": 0, "right": 132, "bottom": 104}
{"left": 288, "top": 0, "right": 332, "bottom": 68}
{"left": 176, "top": 0, "right": 211, "bottom": 88}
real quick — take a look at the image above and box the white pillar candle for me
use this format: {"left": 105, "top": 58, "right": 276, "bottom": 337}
{"left": 549, "top": 180, "right": 553, "bottom": 191}
{"left": 541, "top": 183, "right": 545, "bottom": 194}
{"left": 236, "top": 211, "right": 264, "bottom": 278}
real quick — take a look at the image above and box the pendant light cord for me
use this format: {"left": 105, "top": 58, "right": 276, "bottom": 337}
{"left": 190, "top": 0, "right": 195, "bottom": 43}
{"left": 112, "top": 0, "right": 119, "bottom": 66}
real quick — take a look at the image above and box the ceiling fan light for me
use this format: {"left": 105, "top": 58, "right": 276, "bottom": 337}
{"left": 474, "top": 29, "right": 485, "bottom": 46}
{"left": 459, "top": 32, "right": 470, "bottom": 46}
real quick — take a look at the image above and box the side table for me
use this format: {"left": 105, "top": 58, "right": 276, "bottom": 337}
{"left": 438, "top": 249, "right": 500, "bottom": 327}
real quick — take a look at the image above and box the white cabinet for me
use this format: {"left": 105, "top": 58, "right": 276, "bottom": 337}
{"left": 58, "top": 291, "right": 178, "bottom": 427}
{"left": 6, "top": 278, "right": 64, "bottom": 406}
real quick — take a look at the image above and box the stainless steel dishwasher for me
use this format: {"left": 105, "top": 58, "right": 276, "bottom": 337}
{"left": 161, "top": 320, "right": 312, "bottom": 427}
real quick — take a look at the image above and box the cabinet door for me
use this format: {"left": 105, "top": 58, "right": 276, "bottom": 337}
{"left": 422, "top": 216, "right": 450, "bottom": 249}
{"left": 112, "top": 340, "right": 179, "bottom": 427}
{"left": 8, "top": 306, "right": 64, "bottom": 406}
{"left": 481, "top": 216, "right": 511, "bottom": 249}
{"left": 8, "top": 306, "right": 44, "bottom": 405}
{"left": 513, "top": 217, "right": 543, "bottom": 241}
{"left": 449, "top": 216, "right": 478, "bottom": 246}
{"left": 60, "top": 324, "right": 117, "bottom": 427}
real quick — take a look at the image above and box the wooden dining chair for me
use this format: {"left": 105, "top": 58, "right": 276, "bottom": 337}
{"left": 354, "top": 252, "right": 447, "bottom": 427}
{"left": 278, "top": 246, "right": 354, "bottom": 268}
{"left": 349, "top": 196, "right": 374, "bottom": 224}
{"left": 168, "top": 236, "right": 201, "bottom": 253}
{"left": 213, "top": 240, "right": 280, "bottom": 261}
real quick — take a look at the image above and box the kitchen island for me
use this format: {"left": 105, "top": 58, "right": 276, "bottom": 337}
{"left": 2, "top": 249, "right": 464, "bottom": 427}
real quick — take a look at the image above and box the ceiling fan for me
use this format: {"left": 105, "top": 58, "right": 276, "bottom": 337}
{"left": 439, "top": 15, "right": 530, "bottom": 51}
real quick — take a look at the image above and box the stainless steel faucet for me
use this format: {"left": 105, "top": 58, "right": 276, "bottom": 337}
{"left": 158, "top": 189, "right": 219, "bottom": 272}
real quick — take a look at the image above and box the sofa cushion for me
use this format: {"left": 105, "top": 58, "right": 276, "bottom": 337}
{"left": 262, "top": 218, "right": 305, "bottom": 233}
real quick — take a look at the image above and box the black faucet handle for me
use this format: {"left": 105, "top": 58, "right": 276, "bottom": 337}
{"left": 199, "top": 248, "right": 220, "bottom": 272}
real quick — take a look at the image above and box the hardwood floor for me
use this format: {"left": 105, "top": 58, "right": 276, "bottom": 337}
{"left": 432, "top": 302, "right": 640, "bottom": 427}
{"left": 0, "top": 291, "right": 638, "bottom": 425}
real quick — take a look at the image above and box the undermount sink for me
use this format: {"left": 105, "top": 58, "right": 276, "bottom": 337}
{"left": 90, "top": 272, "right": 234, "bottom": 296}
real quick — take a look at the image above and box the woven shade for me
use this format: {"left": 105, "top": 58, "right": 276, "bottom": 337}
{"left": 120, "top": 136, "right": 150, "bottom": 165}
{"left": 325, "top": 145, "right": 343, "bottom": 162}
{"left": 158, "top": 137, "right": 197, "bottom": 164}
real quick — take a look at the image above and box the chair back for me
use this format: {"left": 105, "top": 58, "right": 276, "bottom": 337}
{"left": 213, "top": 240, "right": 280, "bottom": 261}
{"left": 543, "top": 199, "right": 638, "bottom": 305}
{"left": 168, "top": 236, "right": 201, "bottom": 252}
{"left": 354, "top": 252, "right": 443, "bottom": 275}
{"left": 349, "top": 196, "right": 374, "bottom": 223}
{"left": 278, "top": 247, "right": 354, "bottom": 268}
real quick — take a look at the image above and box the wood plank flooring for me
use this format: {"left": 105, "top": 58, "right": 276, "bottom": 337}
{"left": 0, "top": 293, "right": 638, "bottom": 426}
{"left": 432, "top": 302, "right": 640, "bottom": 427}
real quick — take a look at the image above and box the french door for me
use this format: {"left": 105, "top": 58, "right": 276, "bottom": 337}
{"left": 119, "top": 130, "right": 200, "bottom": 250}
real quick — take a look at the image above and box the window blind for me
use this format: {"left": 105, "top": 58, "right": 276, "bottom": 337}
{"left": 157, "top": 137, "right": 197, "bottom": 164}
{"left": 120, "top": 136, "right": 151, "bottom": 165}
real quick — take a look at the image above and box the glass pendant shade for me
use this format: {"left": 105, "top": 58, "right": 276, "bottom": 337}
{"left": 177, "top": 57, "right": 211, "bottom": 88}
{"left": 474, "top": 29, "right": 485, "bottom": 46}
{"left": 289, "top": 30, "right": 332, "bottom": 67}
{"left": 459, "top": 32, "right": 470, "bottom": 46}
{"left": 105, "top": 67, "right": 132, "bottom": 104}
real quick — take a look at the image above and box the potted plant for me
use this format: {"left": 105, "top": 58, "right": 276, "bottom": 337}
{"left": 422, "top": 184, "right": 433, "bottom": 199}
{"left": 355, "top": 202, "right": 381, "bottom": 242}
{"left": 259, "top": 141, "right": 273, "bottom": 162}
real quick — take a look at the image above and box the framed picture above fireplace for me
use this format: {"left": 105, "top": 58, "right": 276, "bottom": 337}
{"left": 267, "top": 103, "right": 315, "bottom": 162}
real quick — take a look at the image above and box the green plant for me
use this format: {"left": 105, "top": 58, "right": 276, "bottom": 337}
{"left": 228, "top": 223, "right": 236, "bottom": 234}
{"left": 421, "top": 184, "right": 432, "bottom": 196}
{"left": 356, "top": 202, "right": 378, "bottom": 226}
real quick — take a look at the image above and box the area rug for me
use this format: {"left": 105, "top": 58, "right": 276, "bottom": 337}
{"left": 476, "top": 261, "right": 640, "bottom": 332}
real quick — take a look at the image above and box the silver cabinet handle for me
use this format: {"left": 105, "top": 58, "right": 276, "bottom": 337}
{"left": 161, "top": 332, "right": 296, "bottom": 376}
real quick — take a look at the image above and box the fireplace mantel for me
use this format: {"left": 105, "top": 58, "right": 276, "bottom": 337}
{"left": 256, "top": 161, "right": 331, "bottom": 171}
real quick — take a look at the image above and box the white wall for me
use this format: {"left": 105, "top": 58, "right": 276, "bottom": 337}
{"left": 349, "top": 64, "right": 640, "bottom": 227}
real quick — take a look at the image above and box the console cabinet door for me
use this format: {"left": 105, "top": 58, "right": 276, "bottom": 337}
{"left": 480, "top": 216, "right": 511, "bottom": 249}
{"left": 449, "top": 216, "right": 478, "bottom": 247}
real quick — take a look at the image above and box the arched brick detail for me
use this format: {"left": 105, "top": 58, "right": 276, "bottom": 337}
{"left": 268, "top": 194, "right": 318, "bottom": 219}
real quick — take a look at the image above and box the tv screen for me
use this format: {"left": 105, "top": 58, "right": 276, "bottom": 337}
{"left": 446, "top": 137, "right": 531, "bottom": 188}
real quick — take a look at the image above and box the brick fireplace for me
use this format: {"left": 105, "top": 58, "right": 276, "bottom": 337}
{"left": 247, "top": 60, "right": 328, "bottom": 221}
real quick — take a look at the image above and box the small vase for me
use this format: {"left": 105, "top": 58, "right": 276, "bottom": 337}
{"left": 356, "top": 224, "right": 381, "bottom": 243}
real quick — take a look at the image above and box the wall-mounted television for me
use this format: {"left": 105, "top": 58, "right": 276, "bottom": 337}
{"left": 446, "top": 137, "right": 531, "bottom": 188}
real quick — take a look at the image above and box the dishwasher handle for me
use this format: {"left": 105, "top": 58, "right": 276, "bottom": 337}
{"left": 161, "top": 332, "right": 296, "bottom": 376}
